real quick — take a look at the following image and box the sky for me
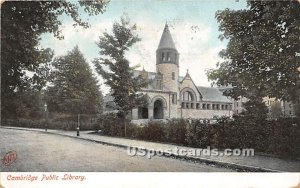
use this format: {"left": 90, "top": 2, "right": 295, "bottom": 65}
{"left": 40, "top": 0, "right": 248, "bottom": 94}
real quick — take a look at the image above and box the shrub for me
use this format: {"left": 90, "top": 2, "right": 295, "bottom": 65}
{"left": 93, "top": 113, "right": 127, "bottom": 137}
{"left": 185, "top": 120, "right": 215, "bottom": 148}
{"left": 165, "top": 119, "right": 187, "bottom": 144}
{"left": 266, "top": 118, "right": 300, "bottom": 157}
{"left": 3, "top": 114, "right": 299, "bottom": 157}
{"left": 126, "top": 123, "right": 144, "bottom": 138}
{"left": 139, "top": 121, "right": 165, "bottom": 142}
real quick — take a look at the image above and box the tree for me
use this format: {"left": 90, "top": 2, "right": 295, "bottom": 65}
{"left": 1, "top": 1, "right": 108, "bottom": 118}
{"left": 1, "top": 48, "right": 54, "bottom": 119}
{"left": 207, "top": 1, "right": 300, "bottom": 116}
{"left": 47, "top": 46, "right": 102, "bottom": 115}
{"left": 93, "top": 17, "right": 147, "bottom": 135}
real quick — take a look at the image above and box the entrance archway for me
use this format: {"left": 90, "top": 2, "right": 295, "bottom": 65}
{"left": 153, "top": 100, "right": 164, "bottom": 119}
{"left": 138, "top": 107, "right": 148, "bottom": 119}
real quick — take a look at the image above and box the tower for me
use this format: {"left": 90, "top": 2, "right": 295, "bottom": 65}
{"left": 156, "top": 23, "right": 179, "bottom": 92}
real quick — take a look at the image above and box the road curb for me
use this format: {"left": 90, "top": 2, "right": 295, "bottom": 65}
{"left": 0, "top": 126, "right": 281, "bottom": 172}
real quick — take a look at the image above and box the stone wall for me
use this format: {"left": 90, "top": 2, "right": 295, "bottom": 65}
{"left": 156, "top": 63, "right": 179, "bottom": 92}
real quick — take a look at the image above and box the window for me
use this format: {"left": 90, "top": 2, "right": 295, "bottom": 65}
{"left": 207, "top": 104, "right": 211, "bottom": 109}
{"left": 236, "top": 102, "right": 238, "bottom": 107}
{"left": 196, "top": 103, "right": 200, "bottom": 109}
{"left": 290, "top": 111, "right": 292, "bottom": 115}
{"left": 182, "top": 91, "right": 194, "bottom": 101}
{"left": 225, "top": 105, "right": 228, "bottom": 110}
{"left": 172, "top": 94, "right": 177, "bottom": 104}
{"left": 172, "top": 72, "right": 175, "bottom": 80}
{"left": 156, "top": 80, "right": 162, "bottom": 90}
{"left": 162, "top": 52, "right": 165, "bottom": 61}
{"left": 212, "top": 104, "right": 215, "bottom": 110}
{"left": 167, "top": 52, "right": 170, "bottom": 61}
{"left": 202, "top": 104, "right": 206, "bottom": 109}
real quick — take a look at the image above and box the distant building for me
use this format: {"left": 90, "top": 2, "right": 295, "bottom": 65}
{"left": 281, "top": 101, "right": 296, "bottom": 118}
{"left": 216, "top": 89, "right": 297, "bottom": 118}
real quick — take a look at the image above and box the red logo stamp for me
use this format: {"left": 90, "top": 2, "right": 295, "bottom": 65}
{"left": 2, "top": 150, "right": 17, "bottom": 166}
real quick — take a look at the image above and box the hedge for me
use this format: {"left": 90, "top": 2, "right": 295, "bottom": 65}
{"left": 93, "top": 114, "right": 300, "bottom": 158}
{"left": 3, "top": 113, "right": 299, "bottom": 157}
{"left": 2, "top": 114, "right": 96, "bottom": 131}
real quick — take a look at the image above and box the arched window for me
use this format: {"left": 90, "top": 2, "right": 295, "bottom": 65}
{"left": 162, "top": 52, "right": 165, "bottom": 61}
{"left": 156, "top": 73, "right": 163, "bottom": 90}
{"left": 154, "top": 100, "right": 164, "bottom": 119}
{"left": 182, "top": 91, "right": 194, "bottom": 101}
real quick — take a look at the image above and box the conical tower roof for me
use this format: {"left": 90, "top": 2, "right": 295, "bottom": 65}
{"left": 157, "top": 23, "right": 177, "bottom": 51}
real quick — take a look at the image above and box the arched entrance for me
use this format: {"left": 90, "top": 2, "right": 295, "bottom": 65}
{"left": 138, "top": 107, "right": 148, "bottom": 119}
{"left": 153, "top": 100, "right": 164, "bottom": 119}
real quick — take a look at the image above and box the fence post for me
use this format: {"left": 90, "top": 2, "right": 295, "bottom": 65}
{"left": 44, "top": 103, "right": 48, "bottom": 132}
{"left": 77, "top": 114, "right": 80, "bottom": 136}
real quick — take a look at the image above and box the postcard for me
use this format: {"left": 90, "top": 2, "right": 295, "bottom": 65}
{"left": 1, "top": 0, "right": 299, "bottom": 187}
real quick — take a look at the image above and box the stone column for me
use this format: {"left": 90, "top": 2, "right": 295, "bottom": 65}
{"left": 163, "top": 108, "right": 168, "bottom": 119}
{"left": 148, "top": 106, "right": 153, "bottom": 120}
{"left": 132, "top": 108, "right": 139, "bottom": 120}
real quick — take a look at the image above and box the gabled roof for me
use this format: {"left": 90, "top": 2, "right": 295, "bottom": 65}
{"left": 180, "top": 70, "right": 203, "bottom": 99}
{"left": 133, "top": 70, "right": 157, "bottom": 80}
{"left": 157, "top": 23, "right": 177, "bottom": 51}
{"left": 197, "top": 86, "right": 232, "bottom": 103}
{"left": 179, "top": 76, "right": 184, "bottom": 82}
{"left": 133, "top": 70, "right": 162, "bottom": 90}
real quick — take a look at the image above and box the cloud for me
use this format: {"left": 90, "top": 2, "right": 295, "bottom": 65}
{"left": 126, "top": 20, "right": 221, "bottom": 87}
{"left": 179, "top": 45, "right": 225, "bottom": 87}
{"left": 40, "top": 21, "right": 113, "bottom": 57}
{"left": 40, "top": 18, "right": 223, "bottom": 95}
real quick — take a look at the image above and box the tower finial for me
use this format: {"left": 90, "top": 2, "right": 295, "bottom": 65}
{"left": 165, "top": 20, "right": 169, "bottom": 28}
{"left": 157, "top": 21, "right": 177, "bottom": 50}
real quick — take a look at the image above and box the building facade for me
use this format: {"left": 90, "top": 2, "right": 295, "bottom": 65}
{"left": 104, "top": 23, "right": 233, "bottom": 123}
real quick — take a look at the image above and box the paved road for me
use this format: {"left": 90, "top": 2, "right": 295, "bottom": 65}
{"left": 0, "top": 128, "right": 233, "bottom": 172}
